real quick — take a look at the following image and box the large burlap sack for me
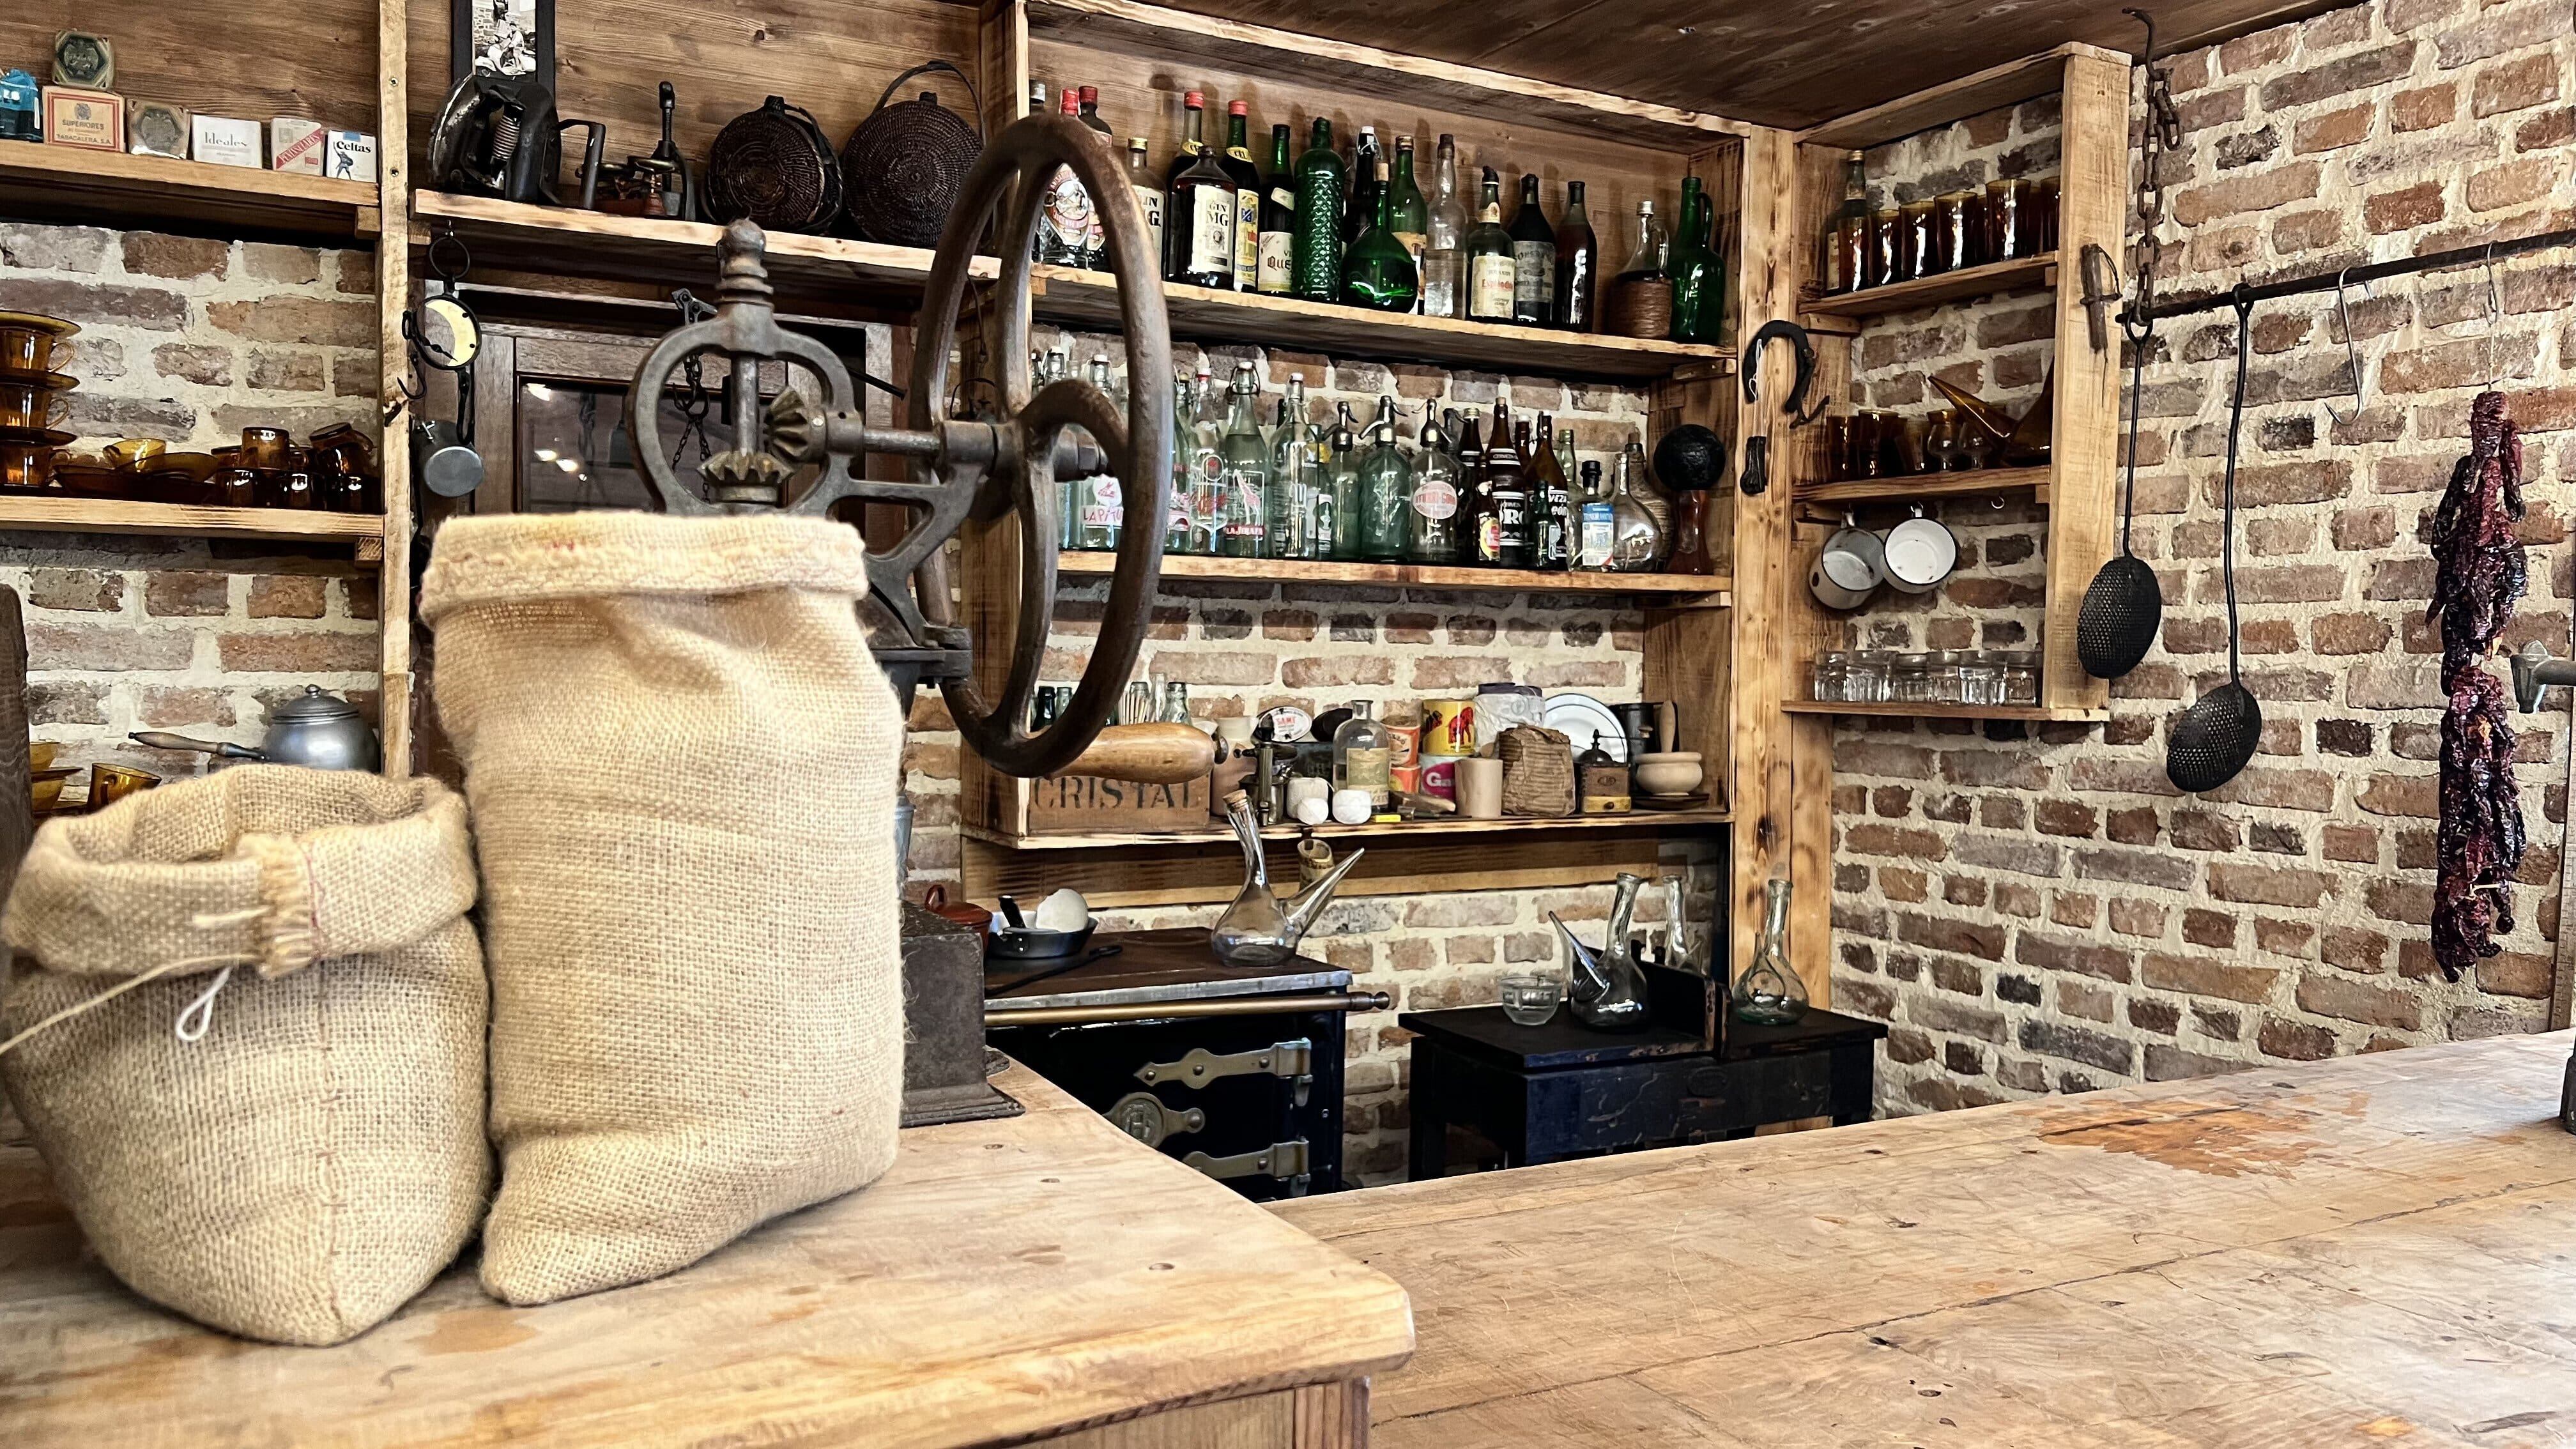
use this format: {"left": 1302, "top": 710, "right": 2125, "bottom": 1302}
{"left": 0, "top": 766, "right": 486, "bottom": 1346}
{"left": 420, "top": 512, "right": 904, "bottom": 1306}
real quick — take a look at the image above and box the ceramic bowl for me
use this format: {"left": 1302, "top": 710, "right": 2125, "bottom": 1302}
{"left": 1632, "top": 751, "right": 1705, "bottom": 798}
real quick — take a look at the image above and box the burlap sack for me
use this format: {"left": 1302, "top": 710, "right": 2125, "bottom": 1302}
{"left": 419, "top": 511, "right": 904, "bottom": 1306}
{"left": 0, "top": 766, "right": 486, "bottom": 1346}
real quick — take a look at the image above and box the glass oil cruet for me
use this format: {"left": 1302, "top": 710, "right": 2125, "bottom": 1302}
{"left": 1549, "top": 871, "right": 1651, "bottom": 1031}
{"left": 1210, "top": 790, "right": 1365, "bottom": 966}
{"left": 1732, "top": 877, "right": 1809, "bottom": 1025}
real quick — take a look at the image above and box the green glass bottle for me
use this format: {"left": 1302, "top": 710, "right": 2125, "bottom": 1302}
{"left": 1358, "top": 395, "right": 1411, "bottom": 562}
{"left": 1340, "top": 157, "right": 1420, "bottom": 311}
{"left": 1324, "top": 402, "right": 1363, "bottom": 561}
{"left": 1291, "top": 118, "right": 1347, "bottom": 303}
{"left": 1215, "top": 361, "right": 1269, "bottom": 556}
{"left": 1388, "top": 136, "right": 1429, "bottom": 305}
{"left": 1256, "top": 123, "right": 1297, "bottom": 295}
{"left": 1669, "top": 177, "right": 1724, "bottom": 346}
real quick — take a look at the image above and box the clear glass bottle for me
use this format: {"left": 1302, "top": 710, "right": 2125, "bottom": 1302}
{"left": 1125, "top": 137, "right": 1164, "bottom": 270}
{"left": 1185, "top": 363, "right": 1225, "bottom": 553}
{"left": 1070, "top": 353, "right": 1124, "bottom": 551}
{"left": 1358, "top": 395, "right": 1411, "bottom": 562}
{"left": 1576, "top": 458, "right": 1613, "bottom": 569}
{"left": 1732, "top": 878, "right": 1809, "bottom": 1025}
{"left": 1627, "top": 438, "right": 1673, "bottom": 566}
{"left": 1555, "top": 427, "right": 1577, "bottom": 487}
{"left": 1560, "top": 873, "right": 1650, "bottom": 1031}
{"left": 1331, "top": 699, "right": 1393, "bottom": 809}
{"left": 1607, "top": 440, "right": 1662, "bottom": 571}
{"left": 1159, "top": 680, "right": 1193, "bottom": 724}
{"left": 1215, "top": 360, "right": 1269, "bottom": 557}
{"left": 1420, "top": 134, "right": 1468, "bottom": 319}
{"left": 1406, "top": 408, "right": 1461, "bottom": 565}
{"left": 1269, "top": 373, "right": 1321, "bottom": 559}
{"left": 1163, "top": 371, "right": 1198, "bottom": 555}
{"left": 1324, "top": 402, "right": 1363, "bottom": 562}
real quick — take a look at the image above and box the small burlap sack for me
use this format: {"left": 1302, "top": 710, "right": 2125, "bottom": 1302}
{"left": 0, "top": 766, "right": 486, "bottom": 1346}
{"left": 419, "top": 511, "right": 904, "bottom": 1306}
{"left": 1498, "top": 724, "right": 1575, "bottom": 817}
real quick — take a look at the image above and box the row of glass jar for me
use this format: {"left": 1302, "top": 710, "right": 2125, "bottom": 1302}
{"left": 1813, "top": 650, "right": 2041, "bottom": 707}
{"left": 1823, "top": 174, "right": 2060, "bottom": 295}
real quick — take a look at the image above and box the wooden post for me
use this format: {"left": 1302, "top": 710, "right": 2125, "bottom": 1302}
{"left": 373, "top": 0, "right": 413, "bottom": 776}
{"left": 2040, "top": 49, "right": 2130, "bottom": 713}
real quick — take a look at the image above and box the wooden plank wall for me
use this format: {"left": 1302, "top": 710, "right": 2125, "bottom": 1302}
{"left": 0, "top": 5, "right": 381, "bottom": 134}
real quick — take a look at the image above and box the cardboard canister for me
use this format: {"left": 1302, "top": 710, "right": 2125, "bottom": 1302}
{"left": 1420, "top": 700, "right": 1475, "bottom": 757}
{"left": 1418, "top": 755, "right": 1464, "bottom": 801}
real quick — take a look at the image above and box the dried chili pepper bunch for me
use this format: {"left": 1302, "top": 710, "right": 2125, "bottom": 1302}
{"left": 2423, "top": 390, "right": 2526, "bottom": 981}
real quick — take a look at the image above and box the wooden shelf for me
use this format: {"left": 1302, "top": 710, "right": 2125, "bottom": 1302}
{"left": 964, "top": 806, "right": 1731, "bottom": 852}
{"left": 1798, "top": 42, "right": 2131, "bottom": 150}
{"left": 1059, "top": 551, "right": 1731, "bottom": 600}
{"left": 1800, "top": 253, "right": 2057, "bottom": 319}
{"left": 0, "top": 142, "right": 378, "bottom": 241}
{"left": 1793, "top": 465, "right": 2048, "bottom": 507}
{"left": 1782, "top": 700, "right": 2107, "bottom": 723}
{"left": 0, "top": 496, "right": 385, "bottom": 559}
{"left": 412, "top": 192, "right": 1734, "bottom": 381}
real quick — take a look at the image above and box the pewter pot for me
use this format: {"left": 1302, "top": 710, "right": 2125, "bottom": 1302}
{"left": 132, "top": 685, "right": 381, "bottom": 772}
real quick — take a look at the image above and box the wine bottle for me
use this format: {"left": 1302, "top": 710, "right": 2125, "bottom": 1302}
{"left": 1035, "top": 87, "right": 1094, "bottom": 267}
{"left": 1483, "top": 403, "right": 1530, "bottom": 568}
{"left": 1291, "top": 117, "right": 1347, "bottom": 302}
{"left": 1220, "top": 100, "right": 1262, "bottom": 291}
{"left": 1341, "top": 158, "right": 1420, "bottom": 311}
{"left": 1507, "top": 173, "right": 1557, "bottom": 327}
{"left": 1529, "top": 412, "right": 1572, "bottom": 570}
{"left": 1556, "top": 180, "right": 1598, "bottom": 331}
{"left": 1345, "top": 125, "right": 1382, "bottom": 249}
{"left": 1407, "top": 408, "right": 1460, "bottom": 565}
{"left": 1388, "top": 136, "right": 1429, "bottom": 309}
{"left": 1824, "top": 150, "right": 1869, "bottom": 295}
{"left": 1168, "top": 93, "right": 1237, "bottom": 288}
{"left": 1669, "top": 176, "right": 1722, "bottom": 344}
{"left": 1215, "top": 362, "right": 1269, "bottom": 556}
{"left": 1076, "top": 87, "right": 1113, "bottom": 268}
{"left": 1463, "top": 168, "right": 1514, "bottom": 323}
{"left": 1256, "top": 123, "right": 1296, "bottom": 295}
{"left": 1420, "top": 134, "right": 1468, "bottom": 319}
{"left": 1576, "top": 459, "right": 1613, "bottom": 569}
{"left": 1124, "top": 137, "right": 1163, "bottom": 270}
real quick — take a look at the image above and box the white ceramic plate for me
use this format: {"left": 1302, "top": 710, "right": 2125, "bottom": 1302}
{"left": 1544, "top": 692, "right": 1629, "bottom": 762}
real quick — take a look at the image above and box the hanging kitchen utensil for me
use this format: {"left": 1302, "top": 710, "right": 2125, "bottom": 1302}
{"left": 402, "top": 231, "right": 487, "bottom": 499}
{"left": 839, "top": 60, "right": 983, "bottom": 248}
{"left": 1811, "top": 511, "right": 1884, "bottom": 610}
{"left": 1881, "top": 505, "right": 1958, "bottom": 595}
{"left": 2167, "top": 296, "right": 2262, "bottom": 793}
{"left": 2076, "top": 312, "right": 2164, "bottom": 678}
{"left": 707, "top": 96, "right": 842, "bottom": 233}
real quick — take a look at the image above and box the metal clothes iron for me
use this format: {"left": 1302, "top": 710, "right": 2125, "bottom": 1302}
{"left": 426, "top": 68, "right": 604, "bottom": 210}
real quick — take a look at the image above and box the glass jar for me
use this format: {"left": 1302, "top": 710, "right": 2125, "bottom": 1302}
{"left": 1959, "top": 652, "right": 2005, "bottom": 707}
{"left": 1867, "top": 207, "right": 1900, "bottom": 288}
{"left": 1890, "top": 652, "right": 1931, "bottom": 705}
{"left": 1928, "top": 650, "right": 1969, "bottom": 705}
{"left": 1849, "top": 650, "right": 1894, "bottom": 703}
{"left": 1813, "top": 651, "right": 1850, "bottom": 703}
{"left": 1896, "top": 199, "right": 1934, "bottom": 282}
{"left": 2000, "top": 650, "right": 2041, "bottom": 705}
{"left": 1983, "top": 178, "right": 2026, "bottom": 261}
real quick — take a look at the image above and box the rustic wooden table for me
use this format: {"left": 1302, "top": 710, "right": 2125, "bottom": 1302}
{"left": 1276, "top": 1031, "right": 2576, "bottom": 1447}
{"left": 0, "top": 1061, "right": 1413, "bottom": 1448}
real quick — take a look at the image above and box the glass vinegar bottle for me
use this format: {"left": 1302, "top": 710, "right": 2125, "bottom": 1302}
{"left": 1732, "top": 878, "right": 1810, "bottom": 1025}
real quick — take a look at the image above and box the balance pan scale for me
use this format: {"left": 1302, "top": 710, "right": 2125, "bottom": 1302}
{"left": 622, "top": 111, "right": 1211, "bottom": 1125}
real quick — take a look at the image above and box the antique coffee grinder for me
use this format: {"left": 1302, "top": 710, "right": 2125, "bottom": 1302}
{"left": 624, "top": 111, "right": 1210, "bottom": 1124}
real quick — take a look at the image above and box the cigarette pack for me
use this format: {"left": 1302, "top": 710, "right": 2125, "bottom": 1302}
{"left": 192, "top": 113, "right": 261, "bottom": 169}
{"left": 270, "top": 116, "right": 325, "bottom": 174}
{"left": 324, "top": 130, "right": 378, "bottom": 183}
{"left": 41, "top": 86, "right": 123, "bottom": 152}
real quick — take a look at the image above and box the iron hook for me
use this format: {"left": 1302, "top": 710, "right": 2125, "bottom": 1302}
{"left": 2324, "top": 267, "right": 2371, "bottom": 425}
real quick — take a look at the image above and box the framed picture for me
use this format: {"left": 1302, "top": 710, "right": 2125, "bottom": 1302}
{"left": 450, "top": 0, "right": 554, "bottom": 91}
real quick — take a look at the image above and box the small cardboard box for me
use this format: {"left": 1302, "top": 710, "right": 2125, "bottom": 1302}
{"left": 324, "top": 130, "right": 377, "bottom": 183}
{"left": 269, "top": 116, "right": 325, "bottom": 174}
{"left": 41, "top": 86, "right": 123, "bottom": 152}
{"left": 191, "top": 113, "right": 261, "bottom": 169}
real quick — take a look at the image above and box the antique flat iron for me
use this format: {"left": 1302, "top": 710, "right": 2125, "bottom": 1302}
{"left": 427, "top": 68, "right": 606, "bottom": 211}
{"left": 624, "top": 109, "right": 1202, "bottom": 784}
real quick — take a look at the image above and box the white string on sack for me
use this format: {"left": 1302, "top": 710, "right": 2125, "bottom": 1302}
{"left": 0, "top": 905, "right": 270, "bottom": 1057}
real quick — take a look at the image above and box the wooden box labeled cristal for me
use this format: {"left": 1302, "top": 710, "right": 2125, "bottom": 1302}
{"left": 40, "top": 87, "right": 121, "bottom": 152}
{"left": 1024, "top": 772, "right": 1211, "bottom": 834}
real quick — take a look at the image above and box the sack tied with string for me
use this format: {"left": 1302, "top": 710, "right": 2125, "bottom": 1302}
{"left": 0, "top": 766, "right": 487, "bottom": 1346}
{"left": 420, "top": 511, "right": 905, "bottom": 1307}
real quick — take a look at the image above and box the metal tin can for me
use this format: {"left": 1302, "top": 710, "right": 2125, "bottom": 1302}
{"left": 1420, "top": 700, "right": 1475, "bottom": 756}
{"left": 1418, "top": 755, "right": 1464, "bottom": 801}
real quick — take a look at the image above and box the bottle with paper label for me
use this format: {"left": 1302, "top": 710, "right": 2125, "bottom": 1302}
{"left": 1463, "top": 167, "right": 1514, "bottom": 323}
{"left": 1220, "top": 100, "right": 1262, "bottom": 291}
{"left": 1125, "top": 137, "right": 1163, "bottom": 264}
{"left": 1256, "top": 123, "right": 1296, "bottom": 295}
{"left": 1167, "top": 93, "right": 1236, "bottom": 288}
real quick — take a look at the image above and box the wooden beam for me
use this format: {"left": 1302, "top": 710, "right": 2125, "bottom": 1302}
{"left": 2039, "top": 49, "right": 2129, "bottom": 714}
{"left": 1797, "top": 42, "right": 2131, "bottom": 151}
{"left": 375, "top": 0, "right": 413, "bottom": 776}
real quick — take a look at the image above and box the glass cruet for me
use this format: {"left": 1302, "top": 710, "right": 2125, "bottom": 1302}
{"left": 1732, "top": 878, "right": 1809, "bottom": 1025}
{"left": 1556, "top": 872, "right": 1651, "bottom": 1031}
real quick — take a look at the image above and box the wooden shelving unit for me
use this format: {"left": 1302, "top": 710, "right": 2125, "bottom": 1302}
{"left": 0, "top": 144, "right": 379, "bottom": 240}
{"left": 1059, "top": 551, "right": 1732, "bottom": 600}
{"left": 1793, "top": 465, "right": 2048, "bottom": 507}
{"left": 1782, "top": 701, "right": 2108, "bottom": 723}
{"left": 0, "top": 496, "right": 385, "bottom": 558}
{"left": 966, "top": 806, "right": 1730, "bottom": 851}
{"left": 1800, "top": 253, "right": 2057, "bottom": 319}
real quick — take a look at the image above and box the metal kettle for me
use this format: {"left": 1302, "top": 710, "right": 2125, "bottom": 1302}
{"left": 132, "top": 686, "right": 382, "bottom": 772}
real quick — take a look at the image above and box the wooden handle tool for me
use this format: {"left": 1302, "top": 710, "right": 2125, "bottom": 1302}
{"left": 1054, "top": 723, "right": 1218, "bottom": 785}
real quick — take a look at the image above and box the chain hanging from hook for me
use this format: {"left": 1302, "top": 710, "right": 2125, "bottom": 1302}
{"left": 2124, "top": 9, "right": 2182, "bottom": 324}
{"left": 668, "top": 288, "right": 718, "bottom": 471}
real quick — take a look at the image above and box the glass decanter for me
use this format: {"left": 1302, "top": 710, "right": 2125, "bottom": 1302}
{"left": 1552, "top": 872, "right": 1650, "bottom": 1032}
{"left": 1732, "top": 877, "right": 1809, "bottom": 1025}
{"left": 1209, "top": 790, "right": 1364, "bottom": 967}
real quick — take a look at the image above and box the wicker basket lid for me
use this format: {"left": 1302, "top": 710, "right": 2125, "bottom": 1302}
{"left": 841, "top": 61, "right": 983, "bottom": 249}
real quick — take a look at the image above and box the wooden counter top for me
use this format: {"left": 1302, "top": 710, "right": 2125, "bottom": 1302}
{"left": 1276, "top": 1031, "right": 2576, "bottom": 1446}
{"left": 0, "top": 1062, "right": 1413, "bottom": 1447}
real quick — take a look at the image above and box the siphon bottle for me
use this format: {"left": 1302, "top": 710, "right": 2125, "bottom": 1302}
{"left": 1124, "top": 137, "right": 1164, "bottom": 268}
{"left": 1168, "top": 93, "right": 1238, "bottom": 288}
{"left": 1256, "top": 123, "right": 1296, "bottom": 295}
{"left": 1576, "top": 459, "right": 1613, "bottom": 569}
{"left": 1185, "top": 364, "right": 1226, "bottom": 552}
{"left": 1341, "top": 157, "right": 1420, "bottom": 311}
{"left": 1483, "top": 403, "right": 1531, "bottom": 568}
{"left": 1555, "top": 180, "right": 1598, "bottom": 330}
{"left": 1506, "top": 173, "right": 1558, "bottom": 327}
{"left": 1419, "top": 134, "right": 1468, "bottom": 319}
{"left": 1407, "top": 408, "right": 1461, "bottom": 564}
{"left": 1324, "top": 402, "right": 1363, "bottom": 561}
{"left": 1163, "top": 371, "right": 1197, "bottom": 554}
{"left": 1345, "top": 125, "right": 1382, "bottom": 249}
{"left": 1358, "top": 395, "right": 1411, "bottom": 562}
{"left": 1215, "top": 361, "right": 1270, "bottom": 557}
{"left": 1269, "top": 374, "right": 1322, "bottom": 558}
{"left": 1388, "top": 136, "right": 1429, "bottom": 309}
{"left": 1462, "top": 167, "right": 1515, "bottom": 323}
{"left": 1291, "top": 118, "right": 1347, "bottom": 302}
{"left": 1220, "top": 100, "right": 1262, "bottom": 290}
{"left": 1529, "top": 413, "right": 1572, "bottom": 571}
{"left": 1070, "top": 353, "right": 1124, "bottom": 550}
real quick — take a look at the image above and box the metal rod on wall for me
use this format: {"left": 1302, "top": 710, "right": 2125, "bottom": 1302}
{"left": 2126, "top": 227, "right": 2576, "bottom": 325}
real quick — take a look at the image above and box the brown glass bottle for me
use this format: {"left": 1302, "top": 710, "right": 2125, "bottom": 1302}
{"left": 1556, "top": 180, "right": 1598, "bottom": 331}
{"left": 1455, "top": 414, "right": 1491, "bottom": 564}
{"left": 1482, "top": 402, "right": 1531, "bottom": 569}
{"left": 1528, "top": 412, "right": 1572, "bottom": 570}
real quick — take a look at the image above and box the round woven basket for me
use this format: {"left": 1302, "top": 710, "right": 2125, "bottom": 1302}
{"left": 707, "top": 96, "right": 843, "bottom": 233}
{"left": 841, "top": 61, "right": 983, "bottom": 248}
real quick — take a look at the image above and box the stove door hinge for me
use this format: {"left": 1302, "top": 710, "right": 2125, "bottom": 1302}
{"left": 1137, "top": 1038, "right": 1314, "bottom": 1107}
{"left": 1105, "top": 1091, "right": 1204, "bottom": 1148}
{"left": 1184, "top": 1138, "right": 1311, "bottom": 1193}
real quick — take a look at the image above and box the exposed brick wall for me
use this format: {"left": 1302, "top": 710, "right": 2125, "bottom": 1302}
{"left": 903, "top": 328, "right": 1722, "bottom": 1183}
{"left": 2, "top": 222, "right": 381, "bottom": 776}
{"left": 1826, "top": 0, "right": 2575, "bottom": 1114}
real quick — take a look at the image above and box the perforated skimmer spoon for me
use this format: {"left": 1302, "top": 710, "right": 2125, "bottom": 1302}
{"left": 2076, "top": 311, "right": 2165, "bottom": 678}
{"left": 2166, "top": 296, "right": 2263, "bottom": 793}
